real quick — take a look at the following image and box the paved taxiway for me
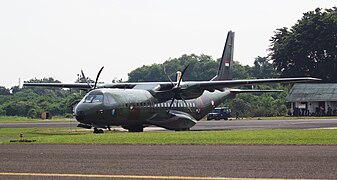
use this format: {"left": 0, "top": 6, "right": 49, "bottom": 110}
{"left": 1, "top": 119, "right": 337, "bottom": 130}
{"left": 1, "top": 144, "right": 337, "bottom": 179}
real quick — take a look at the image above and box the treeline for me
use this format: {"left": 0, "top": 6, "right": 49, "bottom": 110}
{"left": 0, "top": 78, "right": 82, "bottom": 118}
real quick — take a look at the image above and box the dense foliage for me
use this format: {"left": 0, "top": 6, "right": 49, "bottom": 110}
{"left": 269, "top": 7, "right": 337, "bottom": 82}
{"left": 0, "top": 78, "right": 82, "bottom": 118}
{"left": 128, "top": 55, "right": 279, "bottom": 82}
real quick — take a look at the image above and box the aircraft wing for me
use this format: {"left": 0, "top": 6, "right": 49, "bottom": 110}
{"left": 151, "top": 77, "right": 320, "bottom": 101}
{"left": 197, "top": 77, "right": 321, "bottom": 91}
{"left": 23, "top": 83, "right": 93, "bottom": 89}
{"left": 23, "top": 77, "right": 318, "bottom": 89}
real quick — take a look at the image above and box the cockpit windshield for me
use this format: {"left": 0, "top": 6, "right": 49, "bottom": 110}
{"left": 84, "top": 94, "right": 104, "bottom": 103}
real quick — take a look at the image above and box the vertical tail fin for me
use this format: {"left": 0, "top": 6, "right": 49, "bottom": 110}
{"left": 211, "top": 31, "right": 235, "bottom": 81}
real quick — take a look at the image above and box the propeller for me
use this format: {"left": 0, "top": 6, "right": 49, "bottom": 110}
{"left": 163, "top": 64, "right": 192, "bottom": 112}
{"left": 94, "top": 66, "right": 104, "bottom": 89}
{"left": 163, "top": 64, "right": 174, "bottom": 86}
{"left": 81, "top": 70, "right": 93, "bottom": 89}
{"left": 81, "top": 66, "right": 104, "bottom": 90}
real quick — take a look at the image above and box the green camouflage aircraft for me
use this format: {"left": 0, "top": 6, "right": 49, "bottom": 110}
{"left": 24, "top": 31, "right": 319, "bottom": 133}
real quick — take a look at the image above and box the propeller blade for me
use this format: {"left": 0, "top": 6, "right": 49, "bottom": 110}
{"left": 81, "top": 70, "right": 93, "bottom": 89}
{"left": 177, "top": 64, "right": 189, "bottom": 87}
{"left": 163, "top": 64, "right": 174, "bottom": 86}
{"left": 169, "top": 97, "right": 175, "bottom": 110}
{"left": 180, "top": 95, "right": 192, "bottom": 113}
{"left": 94, "top": 66, "right": 104, "bottom": 89}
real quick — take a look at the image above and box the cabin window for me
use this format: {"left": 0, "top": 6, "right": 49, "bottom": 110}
{"left": 104, "top": 94, "right": 117, "bottom": 106}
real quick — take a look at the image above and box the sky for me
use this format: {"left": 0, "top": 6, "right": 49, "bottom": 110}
{"left": 0, "top": 0, "right": 336, "bottom": 88}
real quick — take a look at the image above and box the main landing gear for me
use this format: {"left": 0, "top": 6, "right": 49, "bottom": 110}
{"left": 122, "top": 125, "right": 144, "bottom": 132}
{"left": 93, "top": 127, "right": 104, "bottom": 134}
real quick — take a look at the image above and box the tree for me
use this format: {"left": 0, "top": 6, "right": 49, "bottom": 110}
{"left": 250, "top": 56, "right": 279, "bottom": 79}
{"left": 269, "top": 7, "right": 337, "bottom": 82}
{"left": 0, "top": 86, "right": 10, "bottom": 95}
{"left": 128, "top": 54, "right": 218, "bottom": 82}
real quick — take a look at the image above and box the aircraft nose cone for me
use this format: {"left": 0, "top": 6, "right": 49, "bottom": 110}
{"left": 75, "top": 111, "right": 85, "bottom": 121}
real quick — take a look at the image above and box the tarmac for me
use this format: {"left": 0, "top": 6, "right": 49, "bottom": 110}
{"left": 1, "top": 144, "right": 337, "bottom": 179}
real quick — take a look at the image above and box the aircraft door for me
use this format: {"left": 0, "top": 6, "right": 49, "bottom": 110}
{"left": 102, "top": 93, "right": 120, "bottom": 124}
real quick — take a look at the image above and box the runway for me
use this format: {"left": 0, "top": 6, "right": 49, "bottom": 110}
{"left": 1, "top": 118, "right": 337, "bottom": 130}
{"left": 1, "top": 144, "right": 337, "bottom": 179}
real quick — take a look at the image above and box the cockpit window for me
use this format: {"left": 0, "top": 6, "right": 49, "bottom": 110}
{"left": 84, "top": 95, "right": 104, "bottom": 103}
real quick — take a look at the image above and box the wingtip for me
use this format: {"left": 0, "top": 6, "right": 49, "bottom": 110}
{"left": 307, "top": 77, "right": 322, "bottom": 81}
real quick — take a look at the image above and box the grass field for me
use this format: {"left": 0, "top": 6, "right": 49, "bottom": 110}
{"left": 242, "top": 116, "right": 337, "bottom": 120}
{"left": 1, "top": 127, "right": 337, "bottom": 145}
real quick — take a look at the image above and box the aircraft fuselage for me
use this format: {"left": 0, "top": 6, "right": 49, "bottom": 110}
{"left": 74, "top": 88, "right": 231, "bottom": 131}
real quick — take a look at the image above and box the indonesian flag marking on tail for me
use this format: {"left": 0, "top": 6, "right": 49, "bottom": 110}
{"left": 224, "top": 60, "right": 230, "bottom": 67}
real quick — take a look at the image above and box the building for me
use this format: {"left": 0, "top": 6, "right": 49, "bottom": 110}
{"left": 286, "top": 83, "right": 337, "bottom": 116}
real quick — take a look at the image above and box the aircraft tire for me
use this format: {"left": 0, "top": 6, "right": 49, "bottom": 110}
{"left": 128, "top": 126, "right": 144, "bottom": 132}
{"left": 93, "top": 128, "right": 104, "bottom": 134}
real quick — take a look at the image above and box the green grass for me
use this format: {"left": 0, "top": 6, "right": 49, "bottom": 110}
{"left": 1, "top": 128, "right": 337, "bottom": 145}
{"left": 0, "top": 116, "right": 76, "bottom": 123}
{"left": 222, "top": 116, "right": 337, "bottom": 121}
{"left": 199, "top": 116, "right": 337, "bottom": 121}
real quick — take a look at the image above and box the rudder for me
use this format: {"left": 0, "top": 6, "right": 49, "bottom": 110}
{"left": 211, "top": 31, "right": 235, "bottom": 81}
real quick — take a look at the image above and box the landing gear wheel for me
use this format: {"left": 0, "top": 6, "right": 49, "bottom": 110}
{"left": 128, "top": 126, "right": 144, "bottom": 132}
{"left": 93, "top": 127, "right": 104, "bottom": 134}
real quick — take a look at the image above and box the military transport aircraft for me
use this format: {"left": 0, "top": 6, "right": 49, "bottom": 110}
{"left": 24, "top": 31, "right": 319, "bottom": 133}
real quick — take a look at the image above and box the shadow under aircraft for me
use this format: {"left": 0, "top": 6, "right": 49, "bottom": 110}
{"left": 24, "top": 31, "right": 320, "bottom": 133}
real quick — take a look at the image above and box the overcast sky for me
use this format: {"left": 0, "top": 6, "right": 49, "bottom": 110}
{"left": 0, "top": 0, "right": 335, "bottom": 88}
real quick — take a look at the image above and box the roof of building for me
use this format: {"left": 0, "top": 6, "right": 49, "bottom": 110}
{"left": 286, "top": 83, "right": 337, "bottom": 102}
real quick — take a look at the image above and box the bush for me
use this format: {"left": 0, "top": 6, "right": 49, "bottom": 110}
{"left": 27, "top": 109, "right": 38, "bottom": 119}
